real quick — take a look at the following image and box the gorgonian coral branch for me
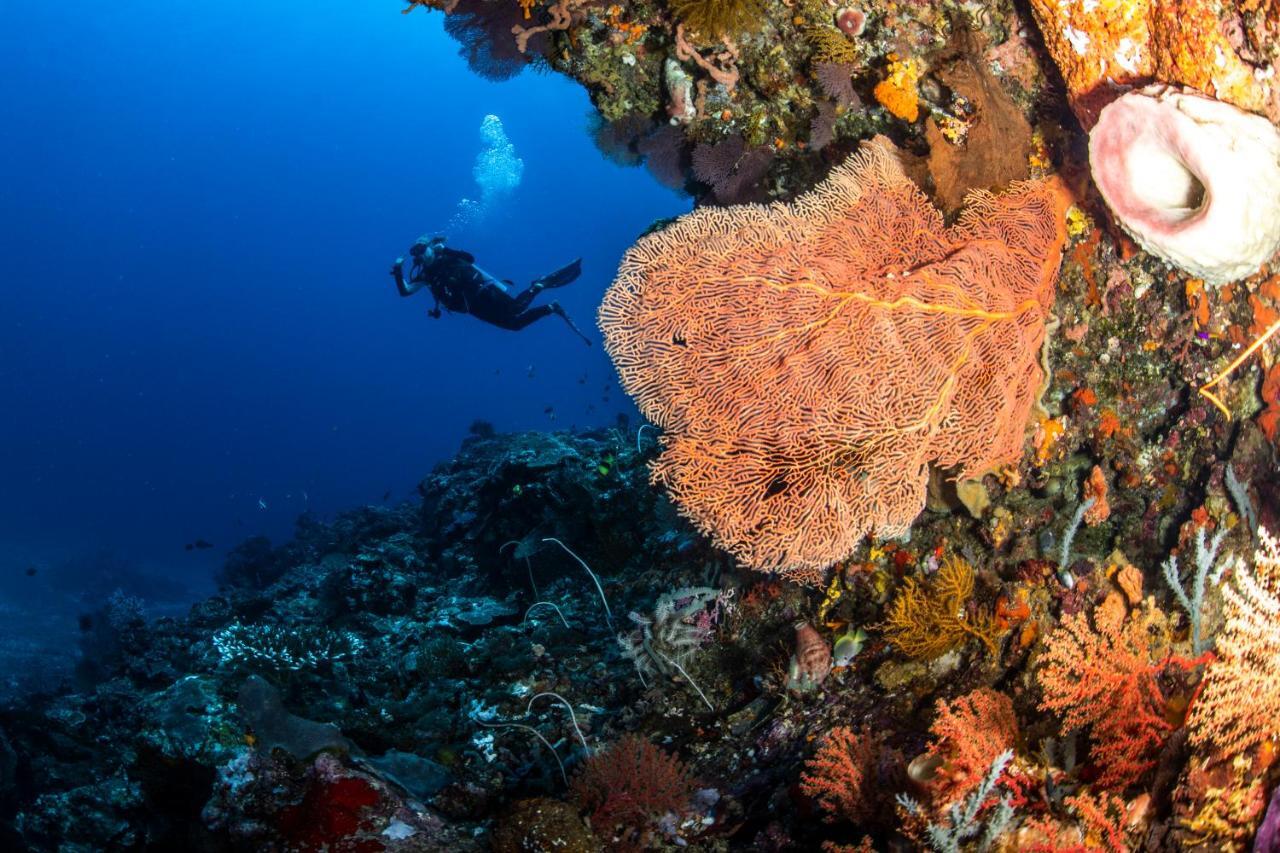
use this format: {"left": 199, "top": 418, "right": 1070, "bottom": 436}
{"left": 599, "top": 137, "right": 1070, "bottom": 583}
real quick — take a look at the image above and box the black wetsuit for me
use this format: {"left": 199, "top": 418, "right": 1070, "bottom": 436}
{"left": 411, "top": 248, "right": 558, "bottom": 331}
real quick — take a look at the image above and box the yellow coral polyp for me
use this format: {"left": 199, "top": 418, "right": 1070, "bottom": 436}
{"left": 1035, "top": 416, "right": 1066, "bottom": 466}
{"left": 874, "top": 57, "right": 920, "bottom": 122}
{"left": 1065, "top": 206, "right": 1092, "bottom": 239}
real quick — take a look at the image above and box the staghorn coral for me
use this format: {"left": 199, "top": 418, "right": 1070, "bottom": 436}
{"left": 598, "top": 137, "right": 1070, "bottom": 582}
{"left": 1189, "top": 528, "right": 1280, "bottom": 757}
{"left": 800, "top": 726, "right": 877, "bottom": 823}
{"left": 569, "top": 735, "right": 697, "bottom": 852}
{"left": 882, "top": 556, "right": 1001, "bottom": 659}
{"left": 1037, "top": 599, "right": 1178, "bottom": 789}
{"left": 212, "top": 622, "right": 365, "bottom": 673}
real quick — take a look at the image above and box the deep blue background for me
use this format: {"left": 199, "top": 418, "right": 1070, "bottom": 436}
{"left": 0, "top": 1, "right": 683, "bottom": 628}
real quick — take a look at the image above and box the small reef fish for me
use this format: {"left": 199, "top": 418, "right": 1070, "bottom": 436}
{"left": 184, "top": 540, "right": 214, "bottom": 552}
{"left": 832, "top": 626, "right": 868, "bottom": 667}
{"left": 24, "top": 566, "right": 36, "bottom": 577}
{"left": 257, "top": 498, "right": 268, "bottom": 510}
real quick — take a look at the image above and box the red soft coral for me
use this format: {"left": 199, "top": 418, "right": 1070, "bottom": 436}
{"left": 800, "top": 726, "right": 878, "bottom": 823}
{"left": 569, "top": 736, "right": 696, "bottom": 851}
{"left": 926, "top": 688, "right": 1021, "bottom": 807}
{"left": 1037, "top": 601, "right": 1179, "bottom": 789}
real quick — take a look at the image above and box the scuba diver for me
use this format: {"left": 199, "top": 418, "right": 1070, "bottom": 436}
{"left": 391, "top": 235, "right": 591, "bottom": 345}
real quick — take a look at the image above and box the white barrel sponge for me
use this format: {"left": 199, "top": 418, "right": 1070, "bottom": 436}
{"left": 1089, "top": 85, "right": 1280, "bottom": 285}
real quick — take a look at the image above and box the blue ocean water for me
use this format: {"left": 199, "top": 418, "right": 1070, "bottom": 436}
{"left": 0, "top": 1, "right": 683, "bottom": 656}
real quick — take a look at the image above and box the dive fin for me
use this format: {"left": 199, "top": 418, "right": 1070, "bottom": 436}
{"left": 551, "top": 302, "right": 593, "bottom": 346}
{"left": 534, "top": 258, "right": 582, "bottom": 289}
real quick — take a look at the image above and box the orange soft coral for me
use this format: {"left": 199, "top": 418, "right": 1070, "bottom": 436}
{"left": 873, "top": 56, "right": 921, "bottom": 122}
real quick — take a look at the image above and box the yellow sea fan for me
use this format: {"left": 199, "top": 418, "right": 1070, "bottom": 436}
{"left": 668, "top": 0, "right": 762, "bottom": 40}
{"left": 881, "top": 556, "right": 1000, "bottom": 659}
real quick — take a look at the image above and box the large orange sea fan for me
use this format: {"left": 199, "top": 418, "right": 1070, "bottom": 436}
{"left": 599, "top": 137, "right": 1070, "bottom": 583}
